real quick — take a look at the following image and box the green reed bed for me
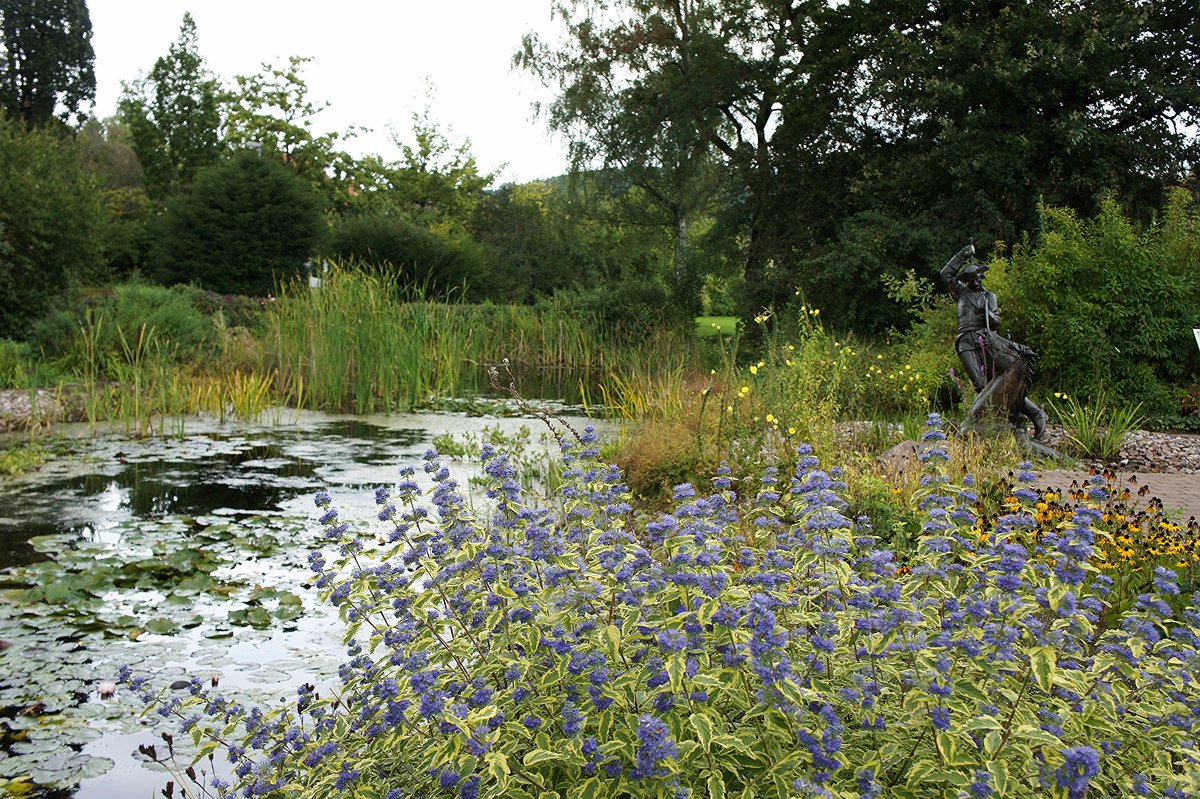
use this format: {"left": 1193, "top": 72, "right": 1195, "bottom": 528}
{"left": 2, "top": 273, "right": 696, "bottom": 434}
{"left": 263, "top": 268, "right": 692, "bottom": 413}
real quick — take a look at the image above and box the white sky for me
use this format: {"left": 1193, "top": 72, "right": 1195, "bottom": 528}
{"left": 87, "top": 0, "right": 570, "bottom": 185}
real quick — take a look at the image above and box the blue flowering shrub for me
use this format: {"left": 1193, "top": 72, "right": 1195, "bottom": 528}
{"left": 123, "top": 418, "right": 1200, "bottom": 798}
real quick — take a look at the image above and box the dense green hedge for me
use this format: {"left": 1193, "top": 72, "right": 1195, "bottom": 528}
{"left": 996, "top": 191, "right": 1200, "bottom": 415}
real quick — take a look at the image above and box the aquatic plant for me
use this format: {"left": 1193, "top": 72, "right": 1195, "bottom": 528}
{"left": 123, "top": 417, "right": 1200, "bottom": 798}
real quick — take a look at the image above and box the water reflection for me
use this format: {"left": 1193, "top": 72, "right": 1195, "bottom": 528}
{"left": 0, "top": 409, "right": 600, "bottom": 799}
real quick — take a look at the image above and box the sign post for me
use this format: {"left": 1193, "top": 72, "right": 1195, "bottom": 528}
{"left": 1195, "top": 328, "right": 1200, "bottom": 352}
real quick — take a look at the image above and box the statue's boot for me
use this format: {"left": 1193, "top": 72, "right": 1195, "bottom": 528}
{"left": 1024, "top": 399, "right": 1047, "bottom": 440}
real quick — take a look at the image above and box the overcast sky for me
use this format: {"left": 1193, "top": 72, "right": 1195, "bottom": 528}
{"left": 87, "top": 0, "right": 570, "bottom": 185}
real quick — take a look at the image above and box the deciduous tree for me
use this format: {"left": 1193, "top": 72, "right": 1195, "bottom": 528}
{"left": 222, "top": 55, "right": 358, "bottom": 208}
{"left": 118, "top": 12, "right": 222, "bottom": 198}
{"left": 0, "top": 117, "right": 105, "bottom": 338}
{"left": 520, "top": 0, "right": 820, "bottom": 318}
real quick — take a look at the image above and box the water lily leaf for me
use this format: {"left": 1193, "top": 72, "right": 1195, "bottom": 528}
{"left": 144, "top": 618, "right": 178, "bottom": 635}
{"left": 177, "top": 573, "right": 214, "bottom": 592}
{"left": 246, "top": 607, "right": 272, "bottom": 628}
{"left": 77, "top": 755, "right": 114, "bottom": 780}
{"left": 274, "top": 604, "right": 302, "bottom": 621}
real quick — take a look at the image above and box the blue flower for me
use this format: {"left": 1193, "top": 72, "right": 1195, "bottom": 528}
{"left": 1055, "top": 746, "right": 1100, "bottom": 799}
{"left": 968, "top": 769, "right": 993, "bottom": 797}
{"left": 1153, "top": 566, "right": 1180, "bottom": 595}
{"left": 334, "top": 761, "right": 360, "bottom": 791}
{"left": 632, "top": 714, "right": 678, "bottom": 780}
{"left": 657, "top": 628, "right": 687, "bottom": 653}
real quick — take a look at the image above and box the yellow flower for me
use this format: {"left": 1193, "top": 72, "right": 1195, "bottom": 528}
{"left": 788, "top": 427, "right": 797, "bottom": 435}
{"left": 766, "top": 413, "right": 775, "bottom": 423}
{"left": 750, "top": 364, "right": 758, "bottom": 375}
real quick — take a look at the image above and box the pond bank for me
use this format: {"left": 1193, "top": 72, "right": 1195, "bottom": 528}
{"left": 0, "top": 387, "right": 88, "bottom": 432}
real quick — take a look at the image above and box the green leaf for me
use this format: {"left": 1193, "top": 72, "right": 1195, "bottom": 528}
{"left": 603, "top": 624, "right": 621, "bottom": 660}
{"left": 930, "top": 770, "right": 970, "bottom": 786}
{"left": 523, "top": 749, "right": 565, "bottom": 767}
{"left": 575, "top": 777, "right": 602, "bottom": 799}
{"left": 707, "top": 771, "right": 726, "bottom": 799}
{"left": 905, "top": 759, "right": 938, "bottom": 786}
{"left": 1028, "top": 645, "right": 1057, "bottom": 692}
{"left": 667, "top": 653, "right": 686, "bottom": 692}
{"left": 961, "top": 716, "right": 1002, "bottom": 733}
{"left": 1014, "top": 724, "right": 1061, "bottom": 747}
{"left": 43, "top": 582, "right": 74, "bottom": 603}
{"left": 144, "top": 618, "right": 178, "bottom": 635}
{"left": 691, "top": 713, "right": 714, "bottom": 753}
{"left": 935, "top": 732, "right": 957, "bottom": 763}
{"left": 990, "top": 760, "right": 1010, "bottom": 796}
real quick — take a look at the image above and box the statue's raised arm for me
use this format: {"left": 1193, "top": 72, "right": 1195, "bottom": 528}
{"left": 940, "top": 243, "right": 976, "bottom": 299}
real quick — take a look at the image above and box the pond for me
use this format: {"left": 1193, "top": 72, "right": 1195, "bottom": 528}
{"left": 0, "top": 407, "right": 596, "bottom": 797}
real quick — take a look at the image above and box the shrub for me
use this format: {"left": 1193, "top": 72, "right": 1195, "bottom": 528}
{"left": 0, "top": 117, "right": 107, "bottom": 340}
{"left": 325, "top": 215, "right": 491, "bottom": 297}
{"left": 34, "top": 282, "right": 217, "bottom": 375}
{"left": 1000, "top": 193, "right": 1200, "bottom": 415}
{"left": 151, "top": 150, "right": 325, "bottom": 296}
{"left": 125, "top": 419, "right": 1200, "bottom": 798}
{"left": 0, "top": 339, "right": 30, "bottom": 388}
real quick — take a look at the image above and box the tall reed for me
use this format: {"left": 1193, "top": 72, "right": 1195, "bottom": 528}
{"left": 262, "top": 266, "right": 694, "bottom": 413}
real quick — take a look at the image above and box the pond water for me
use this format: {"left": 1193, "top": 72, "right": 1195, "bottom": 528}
{"left": 0, "top": 408, "right": 596, "bottom": 797}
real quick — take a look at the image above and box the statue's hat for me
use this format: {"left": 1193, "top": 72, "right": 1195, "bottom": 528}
{"left": 959, "top": 261, "right": 989, "bottom": 278}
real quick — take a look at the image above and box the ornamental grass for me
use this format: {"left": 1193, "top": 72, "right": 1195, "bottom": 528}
{"left": 123, "top": 416, "right": 1200, "bottom": 799}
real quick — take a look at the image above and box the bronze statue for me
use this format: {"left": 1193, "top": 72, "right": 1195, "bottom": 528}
{"left": 941, "top": 243, "right": 1048, "bottom": 440}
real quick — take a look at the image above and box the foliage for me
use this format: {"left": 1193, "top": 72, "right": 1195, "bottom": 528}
{"left": 519, "top": 0, "right": 806, "bottom": 320}
{"left": 0, "top": 338, "right": 30, "bottom": 387}
{"left": 263, "top": 266, "right": 691, "bottom": 414}
{"left": 325, "top": 215, "right": 489, "bottom": 297}
{"left": 125, "top": 420, "right": 1200, "bottom": 798}
{"left": 35, "top": 282, "right": 216, "bottom": 371}
{"left": 520, "top": 0, "right": 1200, "bottom": 328}
{"left": 118, "top": 12, "right": 223, "bottom": 198}
{"left": 568, "top": 279, "right": 681, "bottom": 338}
{"left": 351, "top": 100, "right": 496, "bottom": 230}
{"left": 999, "top": 193, "right": 1200, "bottom": 415}
{"left": 0, "top": 0, "right": 95, "bottom": 127}
{"left": 151, "top": 149, "right": 325, "bottom": 296}
{"left": 222, "top": 55, "right": 360, "bottom": 209}
{"left": 0, "top": 438, "right": 50, "bottom": 476}
{"left": 468, "top": 181, "right": 595, "bottom": 301}
{"left": 75, "top": 119, "right": 155, "bottom": 274}
{"left": 791, "top": 210, "right": 946, "bottom": 336}
{"left": 1048, "top": 393, "right": 1147, "bottom": 463}
{"left": 813, "top": 0, "right": 1200, "bottom": 241}
{"left": 0, "top": 116, "right": 106, "bottom": 340}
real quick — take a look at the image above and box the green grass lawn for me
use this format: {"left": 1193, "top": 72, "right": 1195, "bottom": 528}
{"left": 694, "top": 315, "right": 741, "bottom": 338}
